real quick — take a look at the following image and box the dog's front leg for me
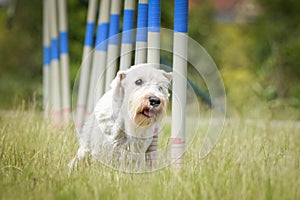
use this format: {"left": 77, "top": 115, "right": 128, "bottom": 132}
{"left": 111, "top": 116, "right": 126, "bottom": 148}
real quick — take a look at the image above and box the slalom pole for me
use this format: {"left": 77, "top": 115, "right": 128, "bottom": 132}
{"left": 146, "top": 0, "right": 160, "bottom": 165}
{"left": 6, "top": 0, "right": 16, "bottom": 28}
{"left": 43, "top": 0, "right": 51, "bottom": 119}
{"left": 135, "top": 0, "right": 148, "bottom": 65}
{"left": 147, "top": 0, "right": 160, "bottom": 66}
{"left": 104, "top": 0, "right": 122, "bottom": 92}
{"left": 119, "top": 0, "right": 136, "bottom": 70}
{"left": 171, "top": 0, "right": 188, "bottom": 166}
{"left": 76, "top": 0, "right": 98, "bottom": 131}
{"left": 86, "top": 0, "right": 111, "bottom": 117}
{"left": 49, "top": 0, "right": 62, "bottom": 123}
{"left": 58, "top": 0, "right": 71, "bottom": 122}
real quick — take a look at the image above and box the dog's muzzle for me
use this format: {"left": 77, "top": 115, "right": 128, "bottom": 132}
{"left": 140, "top": 96, "right": 162, "bottom": 118}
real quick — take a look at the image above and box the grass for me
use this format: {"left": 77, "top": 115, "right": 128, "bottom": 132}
{"left": 0, "top": 107, "right": 299, "bottom": 200}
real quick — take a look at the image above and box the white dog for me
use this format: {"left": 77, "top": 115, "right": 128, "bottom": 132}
{"left": 69, "top": 64, "right": 172, "bottom": 171}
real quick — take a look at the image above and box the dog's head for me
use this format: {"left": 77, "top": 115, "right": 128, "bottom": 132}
{"left": 111, "top": 64, "right": 172, "bottom": 128}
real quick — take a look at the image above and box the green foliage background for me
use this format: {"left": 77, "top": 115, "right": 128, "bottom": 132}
{"left": 0, "top": 0, "right": 299, "bottom": 118}
{"left": 0, "top": 2, "right": 299, "bottom": 199}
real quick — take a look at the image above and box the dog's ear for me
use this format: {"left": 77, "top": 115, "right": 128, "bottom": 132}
{"left": 111, "top": 71, "right": 126, "bottom": 118}
{"left": 163, "top": 71, "right": 172, "bottom": 82}
{"left": 110, "top": 71, "right": 126, "bottom": 89}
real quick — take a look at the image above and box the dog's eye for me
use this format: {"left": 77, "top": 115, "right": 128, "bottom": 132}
{"left": 135, "top": 79, "right": 143, "bottom": 86}
{"left": 158, "top": 86, "right": 163, "bottom": 91}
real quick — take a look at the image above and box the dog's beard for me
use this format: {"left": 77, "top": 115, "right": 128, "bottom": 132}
{"left": 135, "top": 104, "right": 159, "bottom": 127}
{"left": 128, "top": 97, "right": 166, "bottom": 127}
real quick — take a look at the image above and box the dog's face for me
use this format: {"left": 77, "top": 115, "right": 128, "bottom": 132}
{"left": 111, "top": 64, "right": 172, "bottom": 128}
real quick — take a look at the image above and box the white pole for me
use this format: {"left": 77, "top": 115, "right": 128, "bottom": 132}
{"left": 105, "top": 0, "right": 122, "bottom": 91}
{"left": 76, "top": 0, "right": 98, "bottom": 131}
{"left": 146, "top": 0, "right": 160, "bottom": 165}
{"left": 49, "top": 0, "right": 62, "bottom": 123}
{"left": 43, "top": 0, "right": 51, "bottom": 119}
{"left": 58, "top": 0, "right": 71, "bottom": 122}
{"left": 119, "top": 0, "right": 135, "bottom": 70}
{"left": 147, "top": 0, "right": 160, "bottom": 66}
{"left": 86, "top": 0, "right": 111, "bottom": 117}
{"left": 171, "top": 0, "right": 188, "bottom": 166}
{"left": 135, "top": 0, "right": 148, "bottom": 65}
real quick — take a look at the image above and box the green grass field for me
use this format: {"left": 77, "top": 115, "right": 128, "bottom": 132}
{"left": 0, "top": 108, "right": 299, "bottom": 200}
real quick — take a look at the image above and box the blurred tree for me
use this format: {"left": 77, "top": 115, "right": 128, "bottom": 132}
{"left": 0, "top": 0, "right": 42, "bottom": 108}
{"left": 250, "top": 0, "right": 300, "bottom": 101}
{"left": 188, "top": 0, "right": 215, "bottom": 46}
{"left": 0, "top": 0, "right": 87, "bottom": 109}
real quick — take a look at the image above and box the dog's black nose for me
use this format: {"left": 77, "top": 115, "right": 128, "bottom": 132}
{"left": 149, "top": 96, "right": 161, "bottom": 107}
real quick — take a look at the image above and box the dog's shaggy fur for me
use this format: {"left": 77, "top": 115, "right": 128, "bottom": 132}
{"left": 69, "top": 64, "right": 172, "bottom": 171}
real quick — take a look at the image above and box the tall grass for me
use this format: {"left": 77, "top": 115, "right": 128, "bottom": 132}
{"left": 0, "top": 109, "right": 299, "bottom": 200}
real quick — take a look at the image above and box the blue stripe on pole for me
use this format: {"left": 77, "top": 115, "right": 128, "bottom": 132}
{"left": 60, "top": 31, "right": 69, "bottom": 54}
{"left": 122, "top": 30, "right": 134, "bottom": 44}
{"left": 123, "top": 10, "right": 134, "bottom": 31}
{"left": 137, "top": 4, "right": 148, "bottom": 28}
{"left": 136, "top": 27, "right": 147, "bottom": 42}
{"left": 43, "top": 46, "right": 51, "bottom": 66}
{"left": 109, "top": 14, "right": 120, "bottom": 45}
{"left": 136, "top": 3, "right": 148, "bottom": 42}
{"left": 174, "top": 0, "right": 188, "bottom": 33}
{"left": 122, "top": 10, "right": 134, "bottom": 44}
{"left": 84, "top": 22, "right": 95, "bottom": 47}
{"left": 148, "top": 0, "right": 160, "bottom": 32}
{"left": 95, "top": 23, "right": 109, "bottom": 51}
{"left": 51, "top": 38, "right": 59, "bottom": 60}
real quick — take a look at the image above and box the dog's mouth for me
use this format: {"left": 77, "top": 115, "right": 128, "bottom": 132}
{"left": 134, "top": 101, "right": 165, "bottom": 127}
{"left": 140, "top": 107, "right": 155, "bottom": 118}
